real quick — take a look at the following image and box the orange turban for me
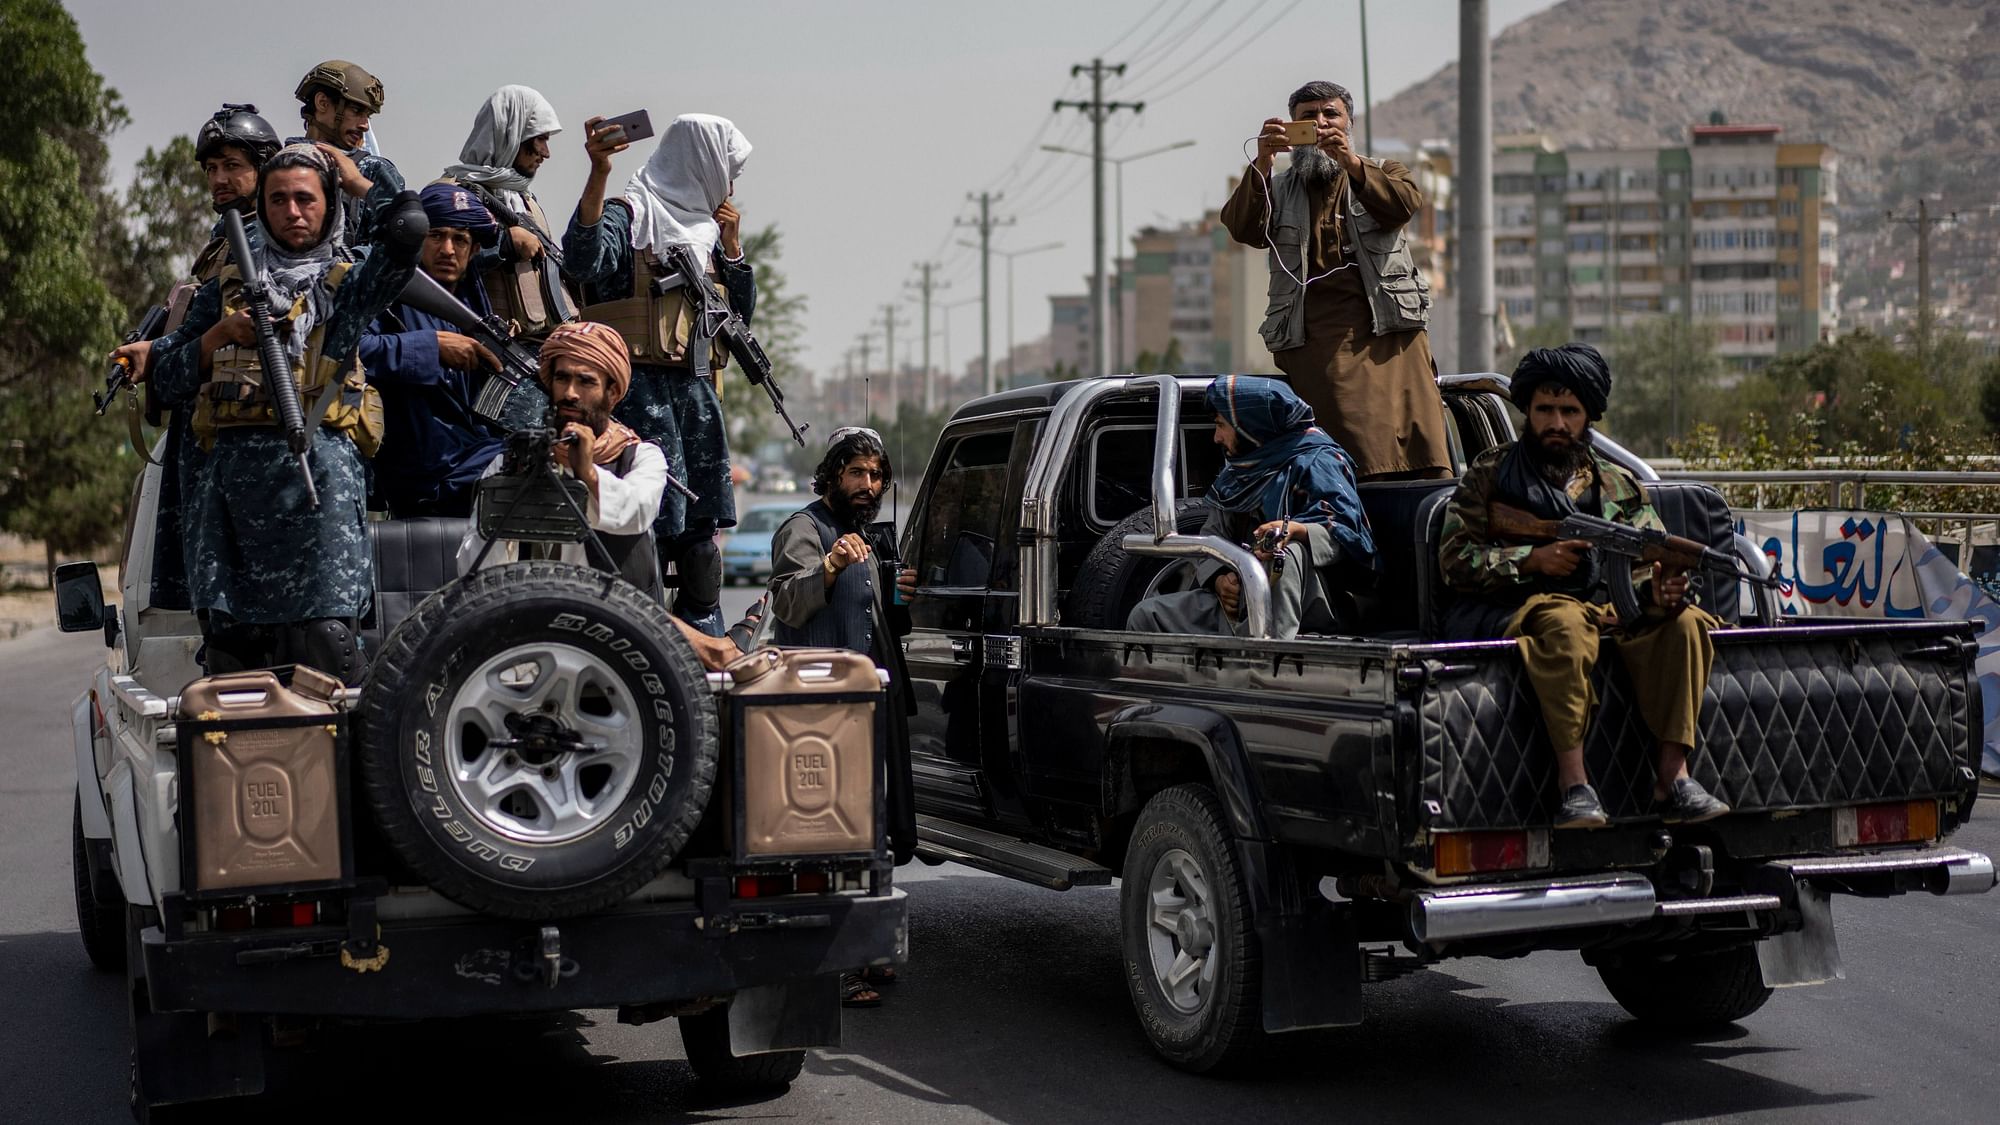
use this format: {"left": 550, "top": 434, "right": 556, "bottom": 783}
{"left": 538, "top": 321, "right": 632, "bottom": 405}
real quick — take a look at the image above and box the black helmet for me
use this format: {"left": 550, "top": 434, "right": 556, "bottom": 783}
{"left": 195, "top": 103, "right": 281, "bottom": 168}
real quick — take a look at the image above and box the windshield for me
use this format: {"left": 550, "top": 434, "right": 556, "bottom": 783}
{"left": 735, "top": 508, "right": 791, "bottom": 534}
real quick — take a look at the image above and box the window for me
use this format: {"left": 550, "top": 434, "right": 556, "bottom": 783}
{"left": 1568, "top": 232, "right": 1607, "bottom": 253}
{"left": 1542, "top": 269, "right": 1566, "bottom": 288}
{"left": 1540, "top": 206, "right": 1563, "bottom": 225}
{"left": 1539, "top": 175, "right": 1565, "bottom": 193}
{"left": 1496, "top": 266, "right": 1535, "bottom": 287}
{"left": 1778, "top": 200, "right": 1802, "bottom": 217}
{"left": 1502, "top": 296, "right": 1535, "bottom": 320}
{"left": 1494, "top": 173, "right": 1537, "bottom": 194}
{"left": 1569, "top": 204, "right": 1606, "bottom": 222}
{"left": 1777, "top": 231, "right": 1801, "bottom": 248}
{"left": 1571, "top": 265, "right": 1603, "bottom": 284}
{"left": 1540, "top": 240, "right": 1567, "bottom": 258}
{"left": 1663, "top": 202, "right": 1685, "bottom": 220}
{"left": 1497, "top": 237, "right": 1535, "bottom": 256}
{"left": 1085, "top": 425, "right": 1220, "bottom": 527}
{"left": 1742, "top": 201, "right": 1772, "bottom": 217}
{"left": 914, "top": 430, "right": 1015, "bottom": 590}
{"left": 1618, "top": 203, "right": 1657, "bottom": 222}
{"left": 1778, "top": 168, "right": 1801, "bottom": 186}
{"left": 1664, "top": 171, "right": 1685, "bottom": 190}
{"left": 1616, "top": 234, "right": 1655, "bottom": 252}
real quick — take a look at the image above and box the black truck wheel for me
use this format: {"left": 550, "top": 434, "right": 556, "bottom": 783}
{"left": 1064, "top": 499, "right": 1211, "bottom": 628}
{"left": 73, "top": 794, "right": 125, "bottom": 972}
{"left": 1595, "top": 943, "right": 1774, "bottom": 1029}
{"left": 358, "top": 561, "right": 717, "bottom": 919}
{"left": 1119, "top": 783, "right": 1264, "bottom": 1073}
{"left": 680, "top": 1005, "right": 808, "bottom": 1092}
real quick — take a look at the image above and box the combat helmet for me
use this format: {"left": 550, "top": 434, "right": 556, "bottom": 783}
{"left": 294, "top": 60, "right": 385, "bottom": 115}
{"left": 194, "top": 103, "right": 281, "bottom": 168}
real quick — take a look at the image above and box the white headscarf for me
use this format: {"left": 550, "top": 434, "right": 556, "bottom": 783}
{"left": 444, "top": 85, "right": 562, "bottom": 195}
{"left": 623, "top": 113, "right": 751, "bottom": 261}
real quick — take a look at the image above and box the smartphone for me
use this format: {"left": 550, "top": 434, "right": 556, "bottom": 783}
{"left": 600, "top": 109, "right": 654, "bottom": 145}
{"left": 1280, "top": 119, "right": 1319, "bottom": 146}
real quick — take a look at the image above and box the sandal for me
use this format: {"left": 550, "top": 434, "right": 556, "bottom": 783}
{"left": 840, "top": 971, "right": 883, "bottom": 1008}
{"left": 862, "top": 966, "right": 898, "bottom": 986}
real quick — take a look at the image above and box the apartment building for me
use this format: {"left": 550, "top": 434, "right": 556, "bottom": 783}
{"left": 1492, "top": 123, "right": 1838, "bottom": 369}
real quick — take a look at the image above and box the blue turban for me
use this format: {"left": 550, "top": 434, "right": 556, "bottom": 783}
{"left": 1205, "top": 375, "right": 1376, "bottom": 568}
{"left": 419, "top": 182, "right": 499, "bottom": 248}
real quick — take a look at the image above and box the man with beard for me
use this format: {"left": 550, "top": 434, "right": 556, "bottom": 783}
{"left": 144, "top": 143, "right": 423, "bottom": 683}
{"left": 109, "top": 103, "right": 282, "bottom": 611}
{"left": 1439, "top": 344, "right": 1731, "bottom": 829}
{"left": 292, "top": 59, "right": 405, "bottom": 246}
{"left": 767, "top": 426, "right": 917, "bottom": 1005}
{"left": 454, "top": 321, "right": 741, "bottom": 672}
{"left": 444, "top": 86, "right": 575, "bottom": 425}
{"left": 1220, "top": 80, "right": 1449, "bottom": 482}
{"left": 1126, "top": 376, "right": 1376, "bottom": 639}
{"left": 358, "top": 183, "right": 507, "bottom": 518}
{"left": 564, "top": 112, "right": 758, "bottom": 637}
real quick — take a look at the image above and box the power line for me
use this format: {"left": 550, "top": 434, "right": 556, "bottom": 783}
{"left": 1121, "top": 0, "right": 1199, "bottom": 64}
{"left": 1100, "top": 0, "right": 1176, "bottom": 55}
{"left": 1116, "top": 0, "right": 1227, "bottom": 88}
{"left": 1125, "top": 0, "right": 1305, "bottom": 104}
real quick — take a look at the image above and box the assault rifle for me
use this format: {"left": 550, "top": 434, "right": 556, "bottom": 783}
{"left": 465, "top": 183, "right": 577, "bottom": 323}
{"left": 397, "top": 269, "right": 541, "bottom": 425}
{"left": 223, "top": 208, "right": 317, "bottom": 508}
{"left": 1487, "top": 500, "right": 1779, "bottom": 622}
{"left": 94, "top": 303, "right": 169, "bottom": 415}
{"left": 652, "top": 241, "right": 808, "bottom": 446}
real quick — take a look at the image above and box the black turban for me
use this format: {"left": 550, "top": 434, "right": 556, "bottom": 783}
{"left": 1510, "top": 343, "right": 1611, "bottom": 420}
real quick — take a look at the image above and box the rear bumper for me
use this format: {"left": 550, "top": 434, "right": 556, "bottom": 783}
{"left": 141, "top": 889, "right": 906, "bottom": 1018}
{"left": 1408, "top": 845, "right": 1994, "bottom": 943}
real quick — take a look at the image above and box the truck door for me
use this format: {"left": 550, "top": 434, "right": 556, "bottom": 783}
{"left": 901, "top": 423, "right": 1027, "bottom": 824}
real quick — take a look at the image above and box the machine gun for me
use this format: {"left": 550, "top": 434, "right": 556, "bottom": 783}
{"left": 1487, "top": 500, "right": 1779, "bottom": 622}
{"left": 94, "top": 304, "right": 169, "bottom": 415}
{"left": 465, "top": 183, "right": 577, "bottom": 324}
{"left": 397, "top": 269, "right": 543, "bottom": 425}
{"left": 222, "top": 207, "right": 317, "bottom": 508}
{"left": 651, "top": 242, "right": 808, "bottom": 446}
{"left": 469, "top": 413, "right": 696, "bottom": 575}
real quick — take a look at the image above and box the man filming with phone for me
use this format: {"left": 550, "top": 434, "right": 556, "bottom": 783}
{"left": 563, "top": 110, "right": 758, "bottom": 638}
{"left": 1221, "top": 80, "right": 1450, "bottom": 482}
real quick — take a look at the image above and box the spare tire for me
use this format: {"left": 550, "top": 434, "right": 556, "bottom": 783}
{"left": 357, "top": 561, "right": 715, "bottom": 918}
{"left": 1064, "top": 499, "right": 1212, "bottom": 628}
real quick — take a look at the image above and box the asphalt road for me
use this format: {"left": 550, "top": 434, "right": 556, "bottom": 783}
{"left": 7, "top": 620, "right": 2000, "bottom": 1123}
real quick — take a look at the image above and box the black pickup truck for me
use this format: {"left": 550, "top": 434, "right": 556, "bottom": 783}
{"left": 894, "top": 372, "right": 1993, "bottom": 1072}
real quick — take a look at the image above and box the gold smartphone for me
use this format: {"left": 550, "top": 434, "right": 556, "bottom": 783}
{"left": 1281, "top": 119, "right": 1319, "bottom": 146}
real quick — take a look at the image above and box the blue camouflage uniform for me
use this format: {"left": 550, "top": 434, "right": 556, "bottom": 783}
{"left": 562, "top": 198, "right": 755, "bottom": 540}
{"left": 151, "top": 247, "right": 415, "bottom": 624}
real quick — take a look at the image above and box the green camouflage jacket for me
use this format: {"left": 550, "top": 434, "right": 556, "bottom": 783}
{"left": 1439, "top": 442, "right": 1663, "bottom": 597}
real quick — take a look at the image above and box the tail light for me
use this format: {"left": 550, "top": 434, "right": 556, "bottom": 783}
{"left": 1835, "top": 801, "right": 1940, "bottom": 847}
{"left": 1433, "top": 829, "right": 1549, "bottom": 877}
{"left": 734, "top": 874, "right": 797, "bottom": 899}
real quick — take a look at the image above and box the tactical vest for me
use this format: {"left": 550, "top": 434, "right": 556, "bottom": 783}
{"left": 1259, "top": 157, "right": 1431, "bottom": 352}
{"left": 193, "top": 263, "right": 385, "bottom": 457}
{"left": 772, "top": 501, "right": 878, "bottom": 657}
{"left": 478, "top": 191, "right": 578, "bottom": 339}
{"left": 577, "top": 205, "right": 732, "bottom": 372}
{"left": 163, "top": 237, "right": 232, "bottom": 334}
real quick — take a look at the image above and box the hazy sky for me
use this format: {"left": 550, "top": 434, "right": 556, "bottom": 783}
{"left": 70, "top": 0, "right": 1555, "bottom": 384}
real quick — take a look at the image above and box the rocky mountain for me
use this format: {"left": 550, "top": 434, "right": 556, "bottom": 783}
{"left": 1367, "top": 0, "right": 2000, "bottom": 340}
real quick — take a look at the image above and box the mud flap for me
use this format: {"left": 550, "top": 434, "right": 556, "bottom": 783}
{"left": 1755, "top": 881, "right": 1844, "bottom": 987}
{"left": 727, "top": 973, "right": 842, "bottom": 1055}
{"left": 1257, "top": 906, "right": 1364, "bottom": 1032}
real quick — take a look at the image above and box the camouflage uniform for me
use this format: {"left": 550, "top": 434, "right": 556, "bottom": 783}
{"left": 1439, "top": 442, "right": 1716, "bottom": 751}
{"left": 562, "top": 198, "right": 755, "bottom": 539}
{"left": 151, "top": 246, "right": 414, "bottom": 624}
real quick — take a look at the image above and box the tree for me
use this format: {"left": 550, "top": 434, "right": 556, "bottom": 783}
{"left": 1599, "top": 317, "right": 1728, "bottom": 456}
{"left": 105, "top": 135, "right": 210, "bottom": 308}
{"left": 723, "top": 223, "right": 807, "bottom": 462}
{"left": 0, "top": 0, "right": 138, "bottom": 576}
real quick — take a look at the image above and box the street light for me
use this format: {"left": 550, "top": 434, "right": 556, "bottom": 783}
{"left": 1043, "top": 139, "right": 1196, "bottom": 370}
{"left": 938, "top": 296, "right": 981, "bottom": 400}
{"left": 964, "top": 239, "right": 1063, "bottom": 388}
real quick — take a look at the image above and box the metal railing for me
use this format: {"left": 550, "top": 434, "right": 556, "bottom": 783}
{"left": 1653, "top": 468, "right": 2000, "bottom": 555}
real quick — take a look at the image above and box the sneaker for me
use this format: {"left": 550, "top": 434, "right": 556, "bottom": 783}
{"left": 1658, "top": 777, "right": 1731, "bottom": 824}
{"left": 1555, "top": 784, "right": 1609, "bottom": 829}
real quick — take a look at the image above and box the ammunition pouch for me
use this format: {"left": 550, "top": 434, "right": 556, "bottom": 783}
{"left": 578, "top": 246, "right": 730, "bottom": 372}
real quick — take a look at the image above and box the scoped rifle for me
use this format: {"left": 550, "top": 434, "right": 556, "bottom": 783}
{"left": 222, "top": 208, "right": 316, "bottom": 508}
{"left": 1487, "top": 500, "right": 1778, "bottom": 621}
{"left": 465, "top": 183, "right": 577, "bottom": 323}
{"left": 652, "top": 241, "right": 808, "bottom": 446}
{"left": 397, "top": 269, "right": 542, "bottom": 425}
{"left": 94, "top": 303, "right": 169, "bottom": 415}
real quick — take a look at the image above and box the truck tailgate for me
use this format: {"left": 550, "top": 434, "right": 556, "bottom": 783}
{"left": 1405, "top": 620, "right": 1980, "bottom": 831}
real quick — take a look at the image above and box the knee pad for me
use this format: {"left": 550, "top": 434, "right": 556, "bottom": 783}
{"left": 672, "top": 536, "right": 722, "bottom": 607}
{"left": 281, "top": 618, "right": 362, "bottom": 686}
{"left": 198, "top": 613, "right": 275, "bottom": 675}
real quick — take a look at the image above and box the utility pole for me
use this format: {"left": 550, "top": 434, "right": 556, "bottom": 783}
{"left": 1887, "top": 197, "right": 1955, "bottom": 370}
{"left": 1359, "top": 0, "right": 1374, "bottom": 155}
{"left": 1456, "top": 1, "right": 1494, "bottom": 370}
{"left": 1056, "top": 58, "right": 1143, "bottom": 379}
{"left": 905, "top": 262, "right": 948, "bottom": 412}
{"left": 879, "top": 303, "right": 909, "bottom": 416}
{"left": 855, "top": 331, "right": 875, "bottom": 420}
{"left": 958, "top": 191, "right": 1014, "bottom": 396}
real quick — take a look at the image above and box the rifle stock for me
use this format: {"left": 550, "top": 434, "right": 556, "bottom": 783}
{"left": 398, "top": 269, "right": 540, "bottom": 424}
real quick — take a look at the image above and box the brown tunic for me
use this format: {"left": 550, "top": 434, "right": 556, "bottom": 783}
{"left": 1221, "top": 160, "right": 1452, "bottom": 479}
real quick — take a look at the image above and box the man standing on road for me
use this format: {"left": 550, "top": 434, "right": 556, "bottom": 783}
{"left": 144, "top": 144, "right": 423, "bottom": 684}
{"left": 1126, "top": 376, "right": 1376, "bottom": 638}
{"left": 292, "top": 59, "right": 405, "bottom": 246}
{"left": 768, "top": 427, "right": 917, "bottom": 1008}
{"left": 1220, "top": 80, "right": 1450, "bottom": 482}
{"left": 1438, "top": 344, "right": 1732, "bottom": 829}
{"left": 563, "top": 112, "right": 757, "bottom": 636}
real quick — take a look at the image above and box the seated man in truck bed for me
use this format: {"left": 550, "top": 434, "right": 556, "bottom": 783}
{"left": 1127, "top": 375, "right": 1376, "bottom": 639}
{"left": 1437, "top": 344, "right": 1731, "bottom": 829}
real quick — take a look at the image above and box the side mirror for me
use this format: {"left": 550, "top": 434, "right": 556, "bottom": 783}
{"left": 54, "top": 561, "right": 114, "bottom": 643}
